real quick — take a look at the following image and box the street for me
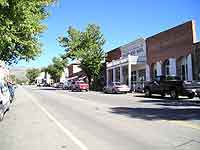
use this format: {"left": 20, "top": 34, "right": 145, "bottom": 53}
{"left": 0, "top": 86, "right": 200, "bottom": 150}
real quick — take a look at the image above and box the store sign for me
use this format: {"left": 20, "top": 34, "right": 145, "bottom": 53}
{"left": 121, "top": 38, "right": 146, "bottom": 58}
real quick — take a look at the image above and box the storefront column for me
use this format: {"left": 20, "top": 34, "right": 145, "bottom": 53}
{"left": 156, "top": 61, "right": 162, "bottom": 76}
{"left": 120, "top": 65, "right": 124, "bottom": 83}
{"left": 128, "top": 63, "right": 132, "bottom": 89}
{"left": 113, "top": 68, "right": 116, "bottom": 82}
{"left": 146, "top": 64, "right": 150, "bottom": 81}
{"left": 187, "top": 54, "right": 193, "bottom": 81}
{"left": 169, "top": 58, "right": 176, "bottom": 76}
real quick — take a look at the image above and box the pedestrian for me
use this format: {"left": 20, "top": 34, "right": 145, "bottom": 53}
{"left": 7, "top": 80, "right": 15, "bottom": 102}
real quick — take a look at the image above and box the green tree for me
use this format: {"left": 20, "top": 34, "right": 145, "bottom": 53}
{"left": 0, "top": 0, "right": 55, "bottom": 64}
{"left": 26, "top": 68, "right": 40, "bottom": 84}
{"left": 46, "top": 55, "right": 68, "bottom": 82}
{"left": 58, "top": 24, "right": 105, "bottom": 87}
{"left": 9, "top": 74, "right": 16, "bottom": 82}
{"left": 16, "top": 78, "right": 28, "bottom": 85}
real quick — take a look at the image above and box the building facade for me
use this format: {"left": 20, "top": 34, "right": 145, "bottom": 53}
{"left": 36, "top": 72, "right": 51, "bottom": 84}
{"left": 106, "top": 38, "right": 146, "bottom": 89}
{"left": 65, "top": 63, "right": 87, "bottom": 82}
{"left": 106, "top": 20, "right": 199, "bottom": 91}
{"left": 146, "top": 20, "right": 197, "bottom": 81}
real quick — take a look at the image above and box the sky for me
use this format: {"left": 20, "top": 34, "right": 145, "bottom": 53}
{"left": 16, "top": 0, "right": 200, "bottom": 68}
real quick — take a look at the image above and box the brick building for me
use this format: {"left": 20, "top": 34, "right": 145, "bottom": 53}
{"left": 65, "top": 63, "right": 87, "bottom": 82}
{"left": 146, "top": 20, "right": 197, "bottom": 81}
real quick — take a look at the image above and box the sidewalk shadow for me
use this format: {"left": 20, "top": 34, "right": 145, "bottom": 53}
{"left": 109, "top": 107, "right": 200, "bottom": 121}
{"left": 35, "top": 88, "right": 64, "bottom": 91}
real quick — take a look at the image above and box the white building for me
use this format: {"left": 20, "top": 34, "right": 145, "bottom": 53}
{"left": 106, "top": 38, "right": 146, "bottom": 90}
{"left": 36, "top": 72, "right": 51, "bottom": 84}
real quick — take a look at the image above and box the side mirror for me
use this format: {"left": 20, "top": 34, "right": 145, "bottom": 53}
{"left": 0, "top": 101, "right": 2, "bottom": 105}
{"left": 154, "top": 81, "right": 159, "bottom": 85}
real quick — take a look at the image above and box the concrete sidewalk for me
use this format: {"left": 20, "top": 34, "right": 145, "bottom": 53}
{"left": 0, "top": 87, "right": 80, "bottom": 150}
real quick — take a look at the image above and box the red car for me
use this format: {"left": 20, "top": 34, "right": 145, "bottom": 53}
{"left": 71, "top": 81, "right": 89, "bottom": 92}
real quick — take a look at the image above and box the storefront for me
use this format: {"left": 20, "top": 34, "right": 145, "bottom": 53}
{"left": 106, "top": 38, "right": 146, "bottom": 90}
{"left": 106, "top": 20, "right": 198, "bottom": 92}
{"left": 146, "top": 20, "right": 196, "bottom": 81}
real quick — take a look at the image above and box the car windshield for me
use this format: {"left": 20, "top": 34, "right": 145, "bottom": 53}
{"left": 78, "top": 81, "right": 85, "bottom": 84}
{"left": 113, "top": 82, "right": 121, "bottom": 85}
{"left": 155, "top": 76, "right": 181, "bottom": 81}
{"left": 165, "top": 76, "right": 181, "bottom": 80}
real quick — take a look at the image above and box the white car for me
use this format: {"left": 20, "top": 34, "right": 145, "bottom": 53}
{"left": 103, "top": 82, "right": 130, "bottom": 94}
{"left": 0, "top": 82, "right": 11, "bottom": 121}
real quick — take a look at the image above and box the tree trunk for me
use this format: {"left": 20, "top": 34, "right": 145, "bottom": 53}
{"left": 87, "top": 75, "right": 92, "bottom": 90}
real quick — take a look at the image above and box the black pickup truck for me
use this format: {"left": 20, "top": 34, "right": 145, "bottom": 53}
{"left": 144, "top": 76, "right": 200, "bottom": 99}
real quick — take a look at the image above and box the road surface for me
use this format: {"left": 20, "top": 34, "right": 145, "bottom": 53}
{"left": 0, "top": 86, "right": 200, "bottom": 150}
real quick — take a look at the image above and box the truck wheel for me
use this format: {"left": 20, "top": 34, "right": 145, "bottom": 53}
{"left": 0, "top": 111, "right": 4, "bottom": 121}
{"left": 112, "top": 89, "right": 116, "bottom": 94}
{"left": 161, "top": 92, "right": 165, "bottom": 98}
{"left": 170, "top": 90, "right": 178, "bottom": 99}
{"left": 145, "top": 88, "right": 151, "bottom": 97}
{"left": 188, "top": 93, "right": 195, "bottom": 99}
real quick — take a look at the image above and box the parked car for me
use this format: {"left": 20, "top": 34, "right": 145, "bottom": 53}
{"left": 0, "top": 81, "right": 11, "bottom": 121}
{"left": 144, "top": 76, "right": 200, "bottom": 99}
{"left": 103, "top": 82, "right": 130, "bottom": 94}
{"left": 63, "top": 80, "right": 71, "bottom": 90}
{"left": 52, "top": 82, "right": 64, "bottom": 88}
{"left": 37, "top": 83, "right": 45, "bottom": 87}
{"left": 71, "top": 81, "right": 89, "bottom": 92}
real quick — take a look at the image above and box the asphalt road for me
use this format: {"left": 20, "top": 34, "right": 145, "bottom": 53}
{"left": 0, "top": 86, "right": 200, "bottom": 150}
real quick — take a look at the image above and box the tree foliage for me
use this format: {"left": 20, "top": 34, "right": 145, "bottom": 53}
{"left": 58, "top": 24, "right": 105, "bottom": 86}
{"left": 46, "top": 55, "right": 68, "bottom": 82}
{"left": 0, "top": 0, "right": 55, "bottom": 64}
{"left": 26, "top": 68, "right": 40, "bottom": 84}
{"left": 9, "top": 74, "right": 16, "bottom": 82}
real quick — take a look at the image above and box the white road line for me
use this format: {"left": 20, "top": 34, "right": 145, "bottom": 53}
{"left": 24, "top": 88, "right": 89, "bottom": 150}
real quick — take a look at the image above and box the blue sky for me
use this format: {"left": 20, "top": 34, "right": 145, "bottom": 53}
{"left": 16, "top": 0, "right": 200, "bottom": 68}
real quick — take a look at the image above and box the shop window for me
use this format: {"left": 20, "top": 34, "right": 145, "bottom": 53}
{"left": 176, "top": 56, "right": 188, "bottom": 80}
{"left": 181, "top": 65, "right": 186, "bottom": 80}
{"left": 151, "top": 63, "right": 157, "bottom": 79}
{"left": 131, "top": 71, "right": 137, "bottom": 81}
{"left": 115, "top": 68, "right": 120, "bottom": 82}
{"left": 163, "top": 60, "right": 170, "bottom": 76}
{"left": 138, "top": 69, "right": 145, "bottom": 81}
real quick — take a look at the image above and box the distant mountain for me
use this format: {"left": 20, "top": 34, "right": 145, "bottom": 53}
{"left": 9, "top": 66, "right": 29, "bottom": 80}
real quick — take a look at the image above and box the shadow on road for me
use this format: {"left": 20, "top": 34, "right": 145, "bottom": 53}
{"left": 109, "top": 107, "right": 200, "bottom": 121}
{"left": 134, "top": 94, "right": 189, "bottom": 100}
{"left": 138, "top": 99, "right": 200, "bottom": 107}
